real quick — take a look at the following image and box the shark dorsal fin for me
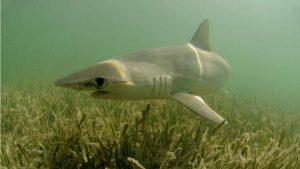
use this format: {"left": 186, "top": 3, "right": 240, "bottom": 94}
{"left": 190, "top": 19, "right": 211, "bottom": 51}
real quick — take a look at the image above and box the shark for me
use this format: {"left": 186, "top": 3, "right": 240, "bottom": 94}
{"left": 55, "top": 20, "right": 230, "bottom": 125}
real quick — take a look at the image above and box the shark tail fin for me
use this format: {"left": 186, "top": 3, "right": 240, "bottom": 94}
{"left": 190, "top": 19, "right": 212, "bottom": 51}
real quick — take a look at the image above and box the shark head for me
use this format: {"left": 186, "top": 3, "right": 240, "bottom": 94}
{"left": 55, "top": 60, "right": 129, "bottom": 99}
{"left": 210, "top": 52, "right": 230, "bottom": 85}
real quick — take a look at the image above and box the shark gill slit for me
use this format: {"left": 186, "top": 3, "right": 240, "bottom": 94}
{"left": 167, "top": 76, "right": 173, "bottom": 96}
{"left": 152, "top": 77, "right": 157, "bottom": 97}
{"left": 163, "top": 76, "right": 168, "bottom": 96}
{"left": 152, "top": 75, "right": 173, "bottom": 98}
{"left": 162, "top": 76, "right": 168, "bottom": 97}
{"left": 158, "top": 76, "right": 163, "bottom": 97}
{"left": 187, "top": 43, "right": 203, "bottom": 76}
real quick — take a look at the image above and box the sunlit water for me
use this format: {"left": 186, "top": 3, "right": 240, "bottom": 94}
{"left": 2, "top": 0, "right": 300, "bottom": 110}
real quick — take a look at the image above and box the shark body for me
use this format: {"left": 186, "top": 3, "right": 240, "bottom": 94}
{"left": 55, "top": 20, "right": 230, "bottom": 125}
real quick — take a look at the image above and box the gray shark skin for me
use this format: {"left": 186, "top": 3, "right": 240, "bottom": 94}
{"left": 55, "top": 20, "right": 230, "bottom": 125}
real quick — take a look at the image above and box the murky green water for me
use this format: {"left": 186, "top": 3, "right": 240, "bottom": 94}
{"left": 2, "top": 0, "right": 300, "bottom": 109}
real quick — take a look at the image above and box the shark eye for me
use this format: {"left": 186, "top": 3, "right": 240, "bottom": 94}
{"left": 94, "top": 77, "right": 107, "bottom": 88}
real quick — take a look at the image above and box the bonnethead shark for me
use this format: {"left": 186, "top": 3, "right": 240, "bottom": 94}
{"left": 55, "top": 20, "right": 230, "bottom": 125}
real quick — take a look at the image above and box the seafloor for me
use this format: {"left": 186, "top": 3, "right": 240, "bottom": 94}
{"left": 1, "top": 85, "right": 299, "bottom": 168}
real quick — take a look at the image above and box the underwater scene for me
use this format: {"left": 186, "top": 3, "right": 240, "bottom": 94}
{"left": 2, "top": 0, "right": 300, "bottom": 168}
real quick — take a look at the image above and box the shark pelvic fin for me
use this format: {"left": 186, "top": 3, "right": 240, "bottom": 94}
{"left": 190, "top": 19, "right": 211, "bottom": 51}
{"left": 172, "top": 92, "right": 226, "bottom": 124}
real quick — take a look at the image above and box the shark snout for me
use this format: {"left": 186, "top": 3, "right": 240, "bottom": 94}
{"left": 55, "top": 70, "right": 100, "bottom": 91}
{"left": 54, "top": 78, "right": 80, "bottom": 89}
{"left": 54, "top": 76, "right": 88, "bottom": 90}
{"left": 54, "top": 78, "right": 66, "bottom": 86}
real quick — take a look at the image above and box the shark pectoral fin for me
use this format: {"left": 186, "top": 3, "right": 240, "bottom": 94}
{"left": 172, "top": 92, "right": 226, "bottom": 124}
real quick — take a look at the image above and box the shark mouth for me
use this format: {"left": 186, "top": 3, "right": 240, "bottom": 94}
{"left": 91, "top": 90, "right": 110, "bottom": 97}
